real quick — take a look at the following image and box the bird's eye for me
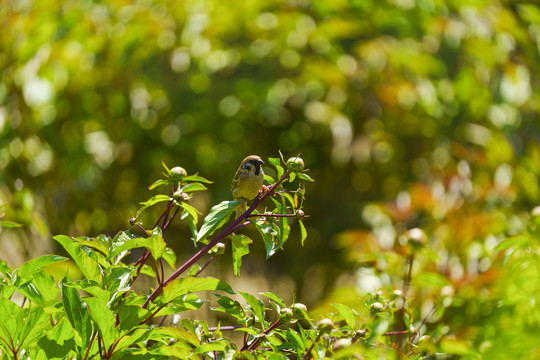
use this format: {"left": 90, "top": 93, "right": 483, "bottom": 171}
{"left": 244, "top": 163, "right": 252, "bottom": 171}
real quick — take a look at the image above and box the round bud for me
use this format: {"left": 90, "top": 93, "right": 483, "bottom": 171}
{"left": 286, "top": 157, "right": 305, "bottom": 172}
{"left": 316, "top": 318, "right": 334, "bottom": 334}
{"left": 169, "top": 166, "right": 187, "bottom": 181}
{"left": 332, "top": 338, "right": 351, "bottom": 351}
{"left": 405, "top": 228, "right": 427, "bottom": 247}
{"left": 213, "top": 242, "right": 226, "bottom": 255}
{"left": 296, "top": 210, "right": 305, "bottom": 220}
{"left": 173, "top": 190, "right": 189, "bottom": 201}
{"left": 128, "top": 217, "right": 137, "bottom": 226}
{"left": 280, "top": 308, "right": 294, "bottom": 322}
{"left": 370, "top": 302, "right": 384, "bottom": 313}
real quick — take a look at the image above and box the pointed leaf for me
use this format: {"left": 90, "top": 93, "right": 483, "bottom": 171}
{"left": 149, "top": 179, "right": 168, "bottom": 190}
{"left": 255, "top": 222, "right": 278, "bottom": 259}
{"left": 109, "top": 232, "right": 166, "bottom": 260}
{"left": 230, "top": 234, "right": 252, "bottom": 277}
{"left": 182, "top": 183, "right": 207, "bottom": 192}
{"left": 17, "top": 255, "right": 67, "bottom": 282}
{"left": 332, "top": 303, "right": 356, "bottom": 329}
{"left": 299, "top": 220, "right": 307, "bottom": 246}
{"left": 62, "top": 282, "right": 92, "bottom": 350}
{"left": 54, "top": 235, "right": 102, "bottom": 284}
{"left": 196, "top": 201, "right": 238, "bottom": 243}
{"left": 239, "top": 292, "right": 265, "bottom": 323}
{"left": 182, "top": 175, "right": 213, "bottom": 183}
{"left": 84, "top": 297, "right": 116, "bottom": 349}
{"left": 162, "top": 276, "right": 233, "bottom": 303}
{"left": 0, "top": 220, "right": 23, "bottom": 228}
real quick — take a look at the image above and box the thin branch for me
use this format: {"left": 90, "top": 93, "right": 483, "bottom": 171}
{"left": 246, "top": 213, "right": 296, "bottom": 218}
{"left": 242, "top": 319, "right": 282, "bottom": 351}
{"left": 196, "top": 254, "right": 216, "bottom": 276}
{"left": 302, "top": 333, "right": 321, "bottom": 360}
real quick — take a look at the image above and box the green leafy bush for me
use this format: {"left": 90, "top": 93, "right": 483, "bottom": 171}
{"left": 1, "top": 156, "right": 539, "bottom": 359}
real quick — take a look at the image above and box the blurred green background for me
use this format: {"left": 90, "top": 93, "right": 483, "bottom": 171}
{"left": 2, "top": 0, "right": 540, "bottom": 356}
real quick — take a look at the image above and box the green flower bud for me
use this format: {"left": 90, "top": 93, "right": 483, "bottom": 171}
{"left": 280, "top": 308, "right": 294, "bottom": 322}
{"left": 287, "top": 157, "right": 305, "bottom": 172}
{"left": 405, "top": 228, "right": 427, "bottom": 247}
{"left": 332, "top": 338, "right": 351, "bottom": 351}
{"left": 316, "top": 318, "right": 334, "bottom": 334}
{"left": 173, "top": 190, "right": 190, "bottom": 201}
{"left": 370, "top": 302, "right": 384, "bottom": 312}
{"left": 169, "top": 166, "right": 187, "bottom": 182}
{"left": 212, "top": 242, "right": 226, "bottom": 255}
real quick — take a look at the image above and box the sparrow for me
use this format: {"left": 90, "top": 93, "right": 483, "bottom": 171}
{"left": 231, "top": 155, "right": 265, "bottom": 217}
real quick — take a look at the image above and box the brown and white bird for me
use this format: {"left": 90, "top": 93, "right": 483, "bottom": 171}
{"left": 231, "top": 155, "right": 265, "bottom": 217}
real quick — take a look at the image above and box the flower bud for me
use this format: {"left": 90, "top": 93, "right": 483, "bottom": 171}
{"left": 370, "top": 302, "right": 384, "bottom": 313}
{"left": 212, "top": 242, "right": 226, "bottom": 255}
{"left": 280, "top": 308, "right": 294, "bottom": 322}
{"left": 332, "top": 338, "right": 351, "bottom": 351}
{"left": 169, "top": 166, "right": 187, "bottom": 182}
{"left": 296, "top": 210, "right": 305, "bottom": 220}
{"left": 286, "top": 157, "right": 305, "bottom": 172}
{"left": 316, "top": 318, "right": 334, "bottom": 334}
{"left": 291, "top": 303, "right": 308, "bottom": 319}
{"left": 173, "top": 190, "right": 190, "bottom": 201}
{"left": 405, "top": 228, "right": 427, "bottom": 247}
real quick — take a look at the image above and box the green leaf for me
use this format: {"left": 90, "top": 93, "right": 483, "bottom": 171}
{"left": 104, "top": 266, "right": 134, "bottom": 304}
{"left": 162, "top": 247, "right": 177, "bottom": 269}
{"left": 54, "top": 235, "right": 103, "bottom": 284}
{"left": 137, "top": 195, "right": 171, "bottom": 218}
{"left": 196, "top": 201, "right": 238, "bottom": 244}
{"left": 332, "top": 303, "right": 356, "bottom": 329}
{"left": 495, "top": 235, "right": 530, "bottom": 251}
{"left": 36, "top": 318, "right": 77, "bottom": 360}
{"left": 182, "top": 183, "right": 207, "bottom": 192}
{"left": 0, "top": 220, "right": 23, "bottom": 228}
{"left": 299, "top": 220, "right": 307, "bottom": 246}
{"left": 63, "top": 279, "right": 110, "bottom": 303}
{"left": 413, "top": 272, "right": 450, "bottom": 288}
{"left": 61, "top": 282, "right": 92, "bottom": 350}
{"left": 155, "top": 294, "right": 206, "bottom": 316}
{"left": 84, "top": 297, "right": 116, "bottom": 349}
{"left": 239, "top": 292, "right": 265, "bottom": 323}
{"left": 260, "top": 292, "right": 286, "bottom": 308}
{"left": 182, "top": 175, "right": 213, "bottom": 184}
{"left": 288, "top": 172, "right": 296, "bottom": 182}
{"left": 0, "top": 297, "right": 22, "bottom": 353}
{"left": 230, "top": 234, "right": 252, "bottom": 276}
{"left": 212, "top": 294, "right": 245, "bottom": 321}
{"left": 141, "top": 194, "right": 171, "bottom": 207}
{"left": 162, "top": 276, "right": 234, "bottom": 303}
{"left": 109, "top": 231, "right": 166, "bottom": 260}
{"left": 264, "top": 174, "right": 276, "bottom": 184}
{"left": 255, "top": 222, "right": 279, "bottom": 259}
{"left": 17, "top": 270, "right": 58, "bottom": 305}
{"left": 149, "top": 179, "right": 168, "bottom": 190}
{"left": 117, "top": 304, "right": 152, "bottom": 331}
{"left": 192, "top": 341, "right": 229, "bottom": 354}
{"left": 268, "top": 157, "right": 281, "bottom": 166}
{"left": 152, "top": 327, "right": 200, "bottom": 347}
{"left": 17, "top": 255, "right": 67, "bottom": 282}
{"left": 297, "top": 173, "right": 314, "bottom": 182}
{"left": 275, "top": 164, "right": 285, "bottom": 180}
